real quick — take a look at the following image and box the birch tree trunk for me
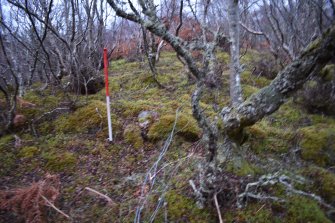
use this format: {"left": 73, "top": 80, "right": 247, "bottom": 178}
{"left": 228, "top": 0, "right": 243, "bottom": 106}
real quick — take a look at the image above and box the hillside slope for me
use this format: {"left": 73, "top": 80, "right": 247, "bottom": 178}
{"left": 1, "top": 51, "right": 335, "bottom": 222}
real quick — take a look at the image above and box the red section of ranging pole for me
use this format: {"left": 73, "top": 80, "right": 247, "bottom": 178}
{"left": 103, "top": 48, "right": 110, "bottom": 96}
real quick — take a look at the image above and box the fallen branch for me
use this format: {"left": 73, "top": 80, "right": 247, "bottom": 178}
{"left": 238, "top": 172, "right": 334, "bottom": 210}
{"left": 41, "top": 195, "right": 71, "bottom": 220}
{"left": 84, "top": 187, "right": 115, "bottom": 206}
{"left": 214, "top": 193, "right": 223, "bottom": 223}
{"left": 32, "top": 107, "right": 71, "bottom": 124}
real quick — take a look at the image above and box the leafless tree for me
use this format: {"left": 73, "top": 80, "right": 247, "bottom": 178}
{"left": 228, "top": 0, "right": 243, "bottom": 106}
{"left": 107, "top": 0, "right": 335, "bottom": 208}
{"left": 240, "top": 0, "right": 334, "bottom": 64}
{"left": 0, "top": 0, "right": 119, "bottom": 133}
{"left": 0, "top": 29, "right": 19, "bottom": 135}
{"left": 2, "top": 0, "right": 114, "bottom": 96}
{"left": 0, "top": 1, "right": 19, "bottom": 134}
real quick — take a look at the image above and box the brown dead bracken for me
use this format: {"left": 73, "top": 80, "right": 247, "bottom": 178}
{"left": 0, "top": 173, "right": 61, "bottom": 223}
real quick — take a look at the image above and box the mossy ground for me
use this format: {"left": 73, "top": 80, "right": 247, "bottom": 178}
{"left": 1, "top": 51, "right": 335, "bottom": 222}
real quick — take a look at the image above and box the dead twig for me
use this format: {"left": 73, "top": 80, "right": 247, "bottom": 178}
{"left": 214, "top": 193, "right": 223, "bottom": 223}
{"left": 84, "top": 187, "right": 115, "bottom": 206}
{"left": 41, "top": 195, "right": 71, "bottom": 220}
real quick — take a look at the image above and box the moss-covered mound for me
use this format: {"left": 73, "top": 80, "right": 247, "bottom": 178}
{"left": 123, "top": 124, "right": 144, "bottom": 149}
{"left": 298, "top": 124, "right": 335, "bottom": 167}
{"left": 303, "top": 166, "right": 335, "bottom": 204}
{"left": 247, "top": 120, "right": 294, "bottom": 154}
{"left": 148, "top": 113, "right": 201, "bottom": 141}
{"left": 52, "top": 100, "right": 122, "bottom": 138}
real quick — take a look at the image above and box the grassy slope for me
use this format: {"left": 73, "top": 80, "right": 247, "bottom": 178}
{"left": 0, "top": 51, "right": 335, "bottom": 222}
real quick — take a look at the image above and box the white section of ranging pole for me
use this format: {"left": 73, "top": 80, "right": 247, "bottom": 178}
{"left": 106, "top": 95, "right": 113, "bottom": 142}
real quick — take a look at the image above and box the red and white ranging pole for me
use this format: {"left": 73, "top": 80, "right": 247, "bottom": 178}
{"left": 103, "top": 48, "right": 113, "bottom": 142}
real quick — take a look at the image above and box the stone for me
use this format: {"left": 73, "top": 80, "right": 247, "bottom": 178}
{"left": 138, "top": 110, "right": 158, "bottom": 129}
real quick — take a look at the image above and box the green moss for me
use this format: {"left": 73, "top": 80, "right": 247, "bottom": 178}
{"left": 109, "top": 78, "right": 121, "bottom": 92}
{"left": 303, "top": 167, "right": 335, "bottom": 204}
{"left": 123, "top": 124, "right": 143, "bottom": 149}
{"left": 216, "top": 51, "right": 230, "bottom": 63}
{"left": 240, "top": 49, "right": 261, "bottom": 65}
{"left": 306, "top": 80, "right": 318, "bottom": 88}
{"left": 19, "top": 146, "right": 39, "bottom": 158}
{"left": 225, "top": 197, "right": 330, "bottom": 223}
{"left": 148, "top": 113, "right": 201, "bottom": 141}
{"left": 270, "top": 100, "right": 304, "bottom": 128}
{"left": 0, "top": 135, "right": 17, "bottom": 176}
{"left": 21, "top": 90, "right": 62, "bottom": 119}
{"left": 118, "top": 99, "right": 158, "bottom": 117}
{"left": 303, "top": 38, "right": 321, "bottom": 56}
{"left": 284, "top": 196, "right": 331, "bottom": 223}
{"left": 224, "top": 204, "right": 276, "bottom": 223}
{"left": 298, "top": 124, "right": 335, "bottom": 166}
{"left": 165, "top": 190, "right": 214, "bottom": 222}
{"left": 43, "top": 151, "right": 76, "bottom": 172}
{"left": 247, "top": 120, "right": 294, "bottom": 154}
{"left": 0, "top": 151, "right": 16, "bottom": 176}
{"left": 319, "top": 64, "right": 335, "bottom": 81}
{"left": 241, "top": 71, "right": 271, "bottom": 88}
{"left": 0, "top": 134, "right": 14, "bottom": 147}
{"left": 40, "top": 134, "right": 69, "bottom": 149}
{"left": 55, "top": 100, "right": 121, "bottom": 135}
{"left": 226, "top": 158, "right": 256, "bottom": 176}
{"left": 111, "top": 59, "right": 139, "bottom": 73}
{"left": 309, "top": 114, "right": 335, "bottom": 125}
{"left": 242, "top": 84, "right": 259, "bottom": 98}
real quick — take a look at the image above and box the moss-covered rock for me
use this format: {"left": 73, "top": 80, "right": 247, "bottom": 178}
{"left": 298, "top": 124, "right": 335, "bottom": 166}
{"left": 55, "top": 100, "right": 105, "bottom": 133}
{"left": 148, "top": 113, "right": 201, "bottom": 141}
{"left": 123, "top": 124, "right": 144, "bottom": 149}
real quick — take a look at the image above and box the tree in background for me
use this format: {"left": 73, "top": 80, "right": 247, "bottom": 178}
{"left": 0, "top": 0, "right": 117, "bottom": 133}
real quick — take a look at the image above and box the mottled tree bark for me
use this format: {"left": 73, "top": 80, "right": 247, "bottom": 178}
{"left": 228, "top": 0, "right": 243, "bottom": 106}
{"left": 222, "top": 25, "right": 335, "bottom": 135}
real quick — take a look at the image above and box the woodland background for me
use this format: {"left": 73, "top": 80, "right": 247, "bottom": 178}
{"left": 1, "top": 0, "right": 335, "bottom": 222}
